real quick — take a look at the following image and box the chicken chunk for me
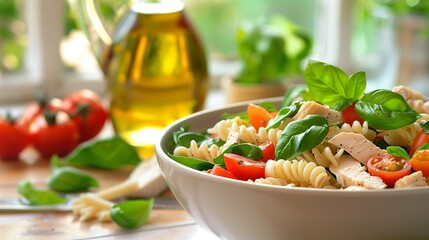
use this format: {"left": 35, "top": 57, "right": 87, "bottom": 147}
{"left": 292, "top": 101, "right": 341, "bottom": 124}
{"left": 330, "top": 155, "right": 387, "bottom": 190}
{"left": 394, "top": 171, "right": 428, "bottom": 189}
{"left": 328, "top": 132, "right": 386, "bottom": 165}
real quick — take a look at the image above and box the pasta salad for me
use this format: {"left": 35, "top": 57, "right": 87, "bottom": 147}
{"left": 169, "top": 60, "right": 429, "bottom": 190}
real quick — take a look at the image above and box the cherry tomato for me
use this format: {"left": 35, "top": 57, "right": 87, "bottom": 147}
{"left": 208, "top": 165, "right": 238, "bottom": 179}
{"left": 410, "top": 150, "right": 429, "bottom": 177}
{"left": 259, "top": 141, "right": 275, "bottom": 162}
{"left": 341, "top": 103, "right": 364, "bottom": 125}
{"left": 62, "top": 89, "right": 109, "bottom": 143}
{"left": 409, "top": 129, "right": 429, "bottom": 157}
{"left": 247, "top": 104, "right": 273, "bottom": 131}
{"left": 223, "top": 153, "right": 265, "bottom": 181}
{"left": 30, "top": 111, "right": 80, "bottom": 159}
{"left": 0, "top": 116, "right": 31, "bottom": 160}
{"left": 367, "top": 154, "right": 412, "bottom": 186}
{"left": 17, "top": 98, "right": 63, "bottom": 131}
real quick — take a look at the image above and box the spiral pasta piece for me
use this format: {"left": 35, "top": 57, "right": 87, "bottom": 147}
{"left": 173, "top": 140, "right": 221, "bottom": 162}
{"left": 251, "top": 177, "right": 289, "bottom": 186}
{"left": 329, "top": 121, "right": 376, "bottom": 141}
{"left": 265, "top": 159, "right": 331, "bottom": 188}
{"left": 207, "top": 116, "right": 249, "bottom": 141}
{"left": 227, "top": 124, "right": 283, "bottom": 145}
{"left": 295, "top": 143, "right": 344, "bottom": 168}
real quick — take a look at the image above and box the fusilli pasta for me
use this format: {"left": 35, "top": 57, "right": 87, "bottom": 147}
{"left": 265, "top": 159, "right": 331, "bottom": 188}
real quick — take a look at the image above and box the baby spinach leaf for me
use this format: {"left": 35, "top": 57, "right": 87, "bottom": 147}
{"left": 304, "top": 60, "right": 366, "bottom": 111}
{"left": 63, "top": 136, "right": 141, "bottom": 169}
{"left": 110, "top": 199, "right": 154, "bottom": 229}
{"left": 275, "top": 115, "right": 329, "bottom": 160}
{"left": 47, "top": 167, "right": 99, "bottom": 192}
{"left": 386, "top": 146, "right": 410, "bottom": 160}
{"left": 213, "top": 143, "right": 263, "bottom": 166}
{"left": 355, "top": 89, "right": 421, "bottom": 130}
{"left": 176, "top": 132, "right": 210, "bottom": 148}
{"left": 18, "top": 180, "right": 67, "bottom": 205}
{"left": 168, "top": 153, "right": 214, "bottom": 171}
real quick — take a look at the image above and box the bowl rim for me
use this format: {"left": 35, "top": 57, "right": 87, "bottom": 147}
{"left": 156, "top": 98, "right": 429, "bottom": 196}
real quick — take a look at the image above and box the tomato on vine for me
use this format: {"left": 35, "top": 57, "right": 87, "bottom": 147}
{"left": 62, "top": 89, "right": 109, "bottom": 143}
{"left": 30, "top": 111, "right": 80, "bottom": 159}
{"left": 0, "top": 114, "right": 31, "bottom": 160}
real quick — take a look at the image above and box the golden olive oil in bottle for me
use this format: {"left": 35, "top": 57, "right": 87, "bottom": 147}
{"left": 103, "top": 1, "right": 208, "bottom": 159}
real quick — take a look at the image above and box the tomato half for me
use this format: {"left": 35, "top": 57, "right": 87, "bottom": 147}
{"left": 367, "top": 155, "right": 412, "bottom": 186}
{"left": 341, "top": 103, "right": 364, "bottom": 125}
{"left": 30, "top": 112, "right": 80, "bottom": 159}
{"left": 247, "top": 104, "right": 273, "bottom": 131}
{"left": 223, "top": 153, "right": 265, "bottom": 181}
{"left": 410, "top": 150, "right": 429, "bottom": 177}
{"left": 409, "top": 129, "right": 429, "bottom": 157}
{"left": 208, "top": 165, "right": 238, "bottom": 179}
{"left": 259, "top": 141, "right": 275, "bottom": 162}
{"left": 62, "top": 89, "right": 109, "bottom": 143}
{"left": 0, "top": 117, "right": 31, "bottom": 160}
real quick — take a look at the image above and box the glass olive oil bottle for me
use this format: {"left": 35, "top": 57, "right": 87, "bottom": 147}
{"left": 102, "top": 1, "right": 208, "bottom": 159}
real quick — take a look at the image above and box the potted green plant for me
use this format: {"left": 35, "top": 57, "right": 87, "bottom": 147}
{"left": 222, "top": 15, "right": 312, "bottom": 103}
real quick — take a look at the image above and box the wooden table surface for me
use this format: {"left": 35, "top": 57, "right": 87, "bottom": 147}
{"left": 0, "top": 157, "right": 220, "bottom": 240}
{"left": 0, "top": 90, "right": 225, "bottom": 239}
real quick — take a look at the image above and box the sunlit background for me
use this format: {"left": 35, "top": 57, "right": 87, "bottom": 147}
{"left": 1, "top": 0, "right": 429, "bottom": 102}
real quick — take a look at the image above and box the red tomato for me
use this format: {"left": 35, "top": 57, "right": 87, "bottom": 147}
{"left": 247, "top": 104, "right": 273, "bottom": 131}
{"left": 341, "top": 103, "right": 364, "bottom": 125}
{"left": 259, "top": 141, "right": 275, "bottom": 162}
{"left": 17, "top": 98, "right": 63, "bottom": 131}
{"left": 409, "top": 129, "right": 429, "bottom": 157}
{"left": 62, "top": 89, "right": 109, "bottom": 143}
{"left": 367, "top": 155, "right": 412, "bottom": 186}
{"left": 223, "top": 153, "right": 265, "bottom": 181}
{"left": 410, "top": 150, "right": 429, "bottom": 177}
{"left": 30, "top": 111, "right": 80, "bottom": 159}
{"left": 208, "top": 165, "right": 238, "bottom": 179}
{"left": 0, "top": 117, "right": 31, "bottom": 160}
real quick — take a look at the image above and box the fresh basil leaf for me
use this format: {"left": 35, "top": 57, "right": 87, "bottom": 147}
{"left": 266, "top": 103, "right": 300, "bottom": 131}
{"left": 50, "top": 155, "right": 65, "bottom": 171}
{"left": 64, "top": 136, "right": 141, "bottom": 169}
{"left": 420, "top": 121, "right": 429, "bottom": 133}
{"left": 275, "top": 115, "right": 329, "bottom": 160}
{"left": 355, "top": 89, "right": 421, "bottom": 130}
{"left": 47, "top": 167, "right": 99, "bottom": 192}
{"left": 213, "top": 143, "right": 263, "bottom": 165}
{"left": 18, "top": 180, "right": 67, "bottom": 205}
{"left": 110, "top": 199, "right": 154, "bottom": 229}
{"left": 304, "top": 61, "right": 366, "bottom": 111}
{"left": 386, "top": 146, "right": 411, "bottom": 160}
{"left": 345, "top": 71, "right": 366, "bottom": 101}
{"left": 168, "top": 153, "right": 214, "bottom": 171}
{"left": 282, "top": 85, "right": 307, "bottom": 107}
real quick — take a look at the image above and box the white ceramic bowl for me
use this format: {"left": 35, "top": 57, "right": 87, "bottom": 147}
{"left": 155, "top": 98, "right": 429, "bottom": 240}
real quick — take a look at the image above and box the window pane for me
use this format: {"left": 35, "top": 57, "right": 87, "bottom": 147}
{"left": 0, "top": 0, "right": 25, "bottom": 77}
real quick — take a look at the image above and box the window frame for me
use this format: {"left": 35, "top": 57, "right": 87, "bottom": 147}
{"left": 0, "top": 0, "right": 104, "bottom": 104}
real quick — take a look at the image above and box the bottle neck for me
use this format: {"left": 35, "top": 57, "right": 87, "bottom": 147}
{"left": 130, "top": 0, "right": 184, "bottom": 15}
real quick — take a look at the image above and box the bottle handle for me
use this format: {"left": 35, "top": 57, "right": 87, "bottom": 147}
{"left": 75, "top": 0, "right": 113, "bottom": 65}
